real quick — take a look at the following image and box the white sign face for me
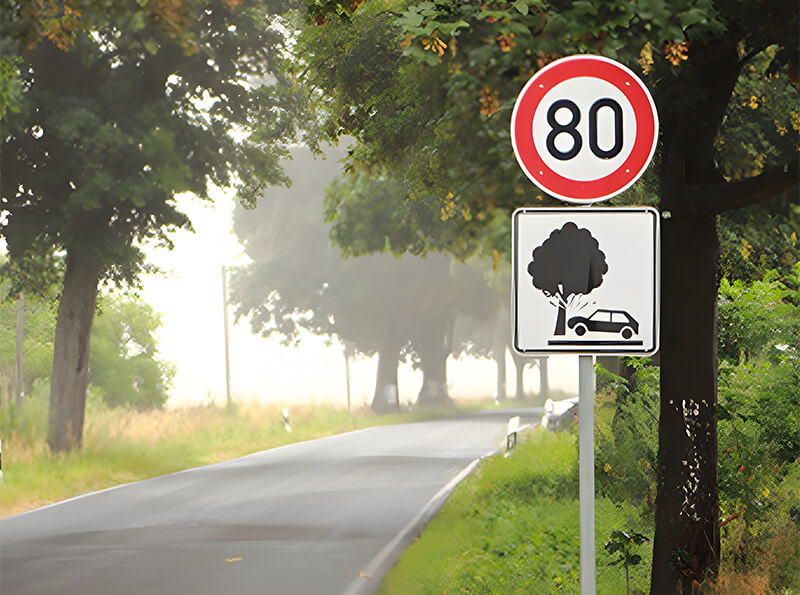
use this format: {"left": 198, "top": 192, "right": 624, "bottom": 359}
{"left": 511, "top": 55, "right": 658, "bottom": 204}
{"left": 513, "top": 207, "right": 660, "bottom": 355}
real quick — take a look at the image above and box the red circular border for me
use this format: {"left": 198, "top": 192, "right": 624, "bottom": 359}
{"left": 511, "top": 56, "right": 657, "bottom": 202}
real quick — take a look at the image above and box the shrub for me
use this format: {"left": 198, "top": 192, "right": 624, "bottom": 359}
{"left": 595, "top": 359, "right": 659, "bottom": 513}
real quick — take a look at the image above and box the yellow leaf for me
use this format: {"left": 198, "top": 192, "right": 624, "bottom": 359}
{"left": 360, "top": 572, "right": 372, "bottom": 578}
{"left": 740, "top": 238, "right": 752, "bottom": 260}
{"left": 492, "top": 249, "right": 501, "bottom": 272}
{"left": 639, "top": 42, "right": 654, "bottom": 74}
{"left": 226, "top": 557, "right": 242, "bottom": 563}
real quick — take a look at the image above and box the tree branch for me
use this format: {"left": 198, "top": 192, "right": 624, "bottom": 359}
{"left": 693, "top": 161, "right": 799, "bottom": 214}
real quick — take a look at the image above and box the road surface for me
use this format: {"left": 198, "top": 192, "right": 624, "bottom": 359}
{"left": 0, "top": 408, "right": 541, "bottom": 595}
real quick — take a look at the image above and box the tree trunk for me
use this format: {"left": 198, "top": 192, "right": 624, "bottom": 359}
{"left": 371, "top": 336, "right": 400, "bottom": 414}
{"left": 651, "top": 210, "right": 720, "bottom": 592}
{"left": 48, "top": 246, "right": 100, "bottom": 453}
{"left": 495, "top": 347, "right": 506, "bottom": 402}
{"left": 538, "top": 356, "right": 549, "bottom": 401}
{"left": 554, "top": 300, "right": 567, "bottom": 335}
{"left": 417, "top": 316, "right": 453, "bottom": 407}
{"left": 509, "top": 348, "right": 526, "bottom": 400}
{"left": 494, "top": 302, "right": 507, "bottom": 401}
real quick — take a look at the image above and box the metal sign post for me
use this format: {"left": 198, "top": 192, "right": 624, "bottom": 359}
{"left": 509, "top": 54, "right": 660, "bottom": 595}
{"left": 579, "top": 354, "right": 596, "bottom": 595}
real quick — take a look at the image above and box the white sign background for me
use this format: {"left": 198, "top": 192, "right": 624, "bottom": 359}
{"left": 513, "top": 207, "right": 660, "bottom": 355}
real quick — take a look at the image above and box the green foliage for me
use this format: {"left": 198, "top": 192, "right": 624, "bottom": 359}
{"left": 718, "top": 264, "right": 800, "bottom": 364}
{"left": 716, "top": 46, "right": 800, "bottom": 182}
{"left": 595, "top": 359, "right": 659, "bottom": 512}
{"left": 0, "top": 264, "right": 58, "bottom": 399}
{"left": 380, "top": 430, "right": 653, "bottom": 594}
{"left": 606, "top": 529, "right": 649, "bottom": 567}
{"left": 605, "top": 529, "right": 650, "bottom": 595}
{"left": 1, "top": 0, "right": 305, "bottom": 292}
{"left": 719, "top": 199, "right": 800, "bottom": 285}
{"left": 89, "top": 294, "right": 175, "bottom": 409}
{"left": 712, "top": 267, "right": 800, "bottom": 591}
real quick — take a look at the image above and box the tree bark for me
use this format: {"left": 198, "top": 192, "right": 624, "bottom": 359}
{"left": 417, "top": 316, "right": 454, "bottom": 407}
{"left": 651, "top": 210, "right": 720, "bottom": 592}
{"left": 651, "top": 209, "right": 721, "bottom": 592}
{"left": 371, "top": 336, "right": 400, "bottom": 414}
{"left": 47, "top": 245, "right": 100, "bottom": 453}
{"left": 649, "top": 36, "right": 741, "bottom": 590}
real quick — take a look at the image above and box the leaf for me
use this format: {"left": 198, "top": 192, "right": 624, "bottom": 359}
{"left": 512, "top": 0, "right": 529, "bottom": 15}
{"left": 572, "top": 1, "right": 599, "bottom": 16}
{"left": 437, "top": 20, "right": 469, "bottom": 36}
{"left": 143, "top": 39, "right": 160, "bottom": 55}
{"left": 399, "top": 12, "right": 424, "bottom": 28}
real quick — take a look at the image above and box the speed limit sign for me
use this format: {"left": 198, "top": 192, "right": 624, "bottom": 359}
{"left": 511, "top": 55, "right": 658, "bottom": 204}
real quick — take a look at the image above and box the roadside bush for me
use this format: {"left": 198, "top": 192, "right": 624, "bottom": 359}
{"left": 714, "top": 265, "right": 800, "bottom": 592}
{"left": 595, "top": 359, "right": 659, "bottom": 513}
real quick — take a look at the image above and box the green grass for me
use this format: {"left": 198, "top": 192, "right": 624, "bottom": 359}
{"left": 0, "top": 389, "right": 503, "bottom": 518}
{"left": 379, "top": 428, "right": 653, "bottom": 594}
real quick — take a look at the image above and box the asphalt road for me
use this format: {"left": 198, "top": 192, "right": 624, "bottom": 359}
{"left": 0, "top": 407, "right": 541, "bottom": 595}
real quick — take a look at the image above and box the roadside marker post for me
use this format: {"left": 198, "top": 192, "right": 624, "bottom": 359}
{"left": 509, "top": 54, "right": 660, "bottom": 595}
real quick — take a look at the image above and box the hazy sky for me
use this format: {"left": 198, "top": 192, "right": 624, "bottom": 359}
{"left": 138, "top": 190, "right": 581, "bottom": 409}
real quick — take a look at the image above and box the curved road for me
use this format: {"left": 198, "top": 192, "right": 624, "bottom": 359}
{"left": 0, "top": 408, "right": 540, "bottom": 595}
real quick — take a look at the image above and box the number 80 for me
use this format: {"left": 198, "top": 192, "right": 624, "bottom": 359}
{"left": 545, "top": 98, "right": 623, "bottom": 161}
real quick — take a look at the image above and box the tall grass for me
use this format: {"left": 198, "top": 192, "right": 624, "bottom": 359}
{"left": 0, "top": 385, "right": 493, "bottom": 518}
{"left": 380, "top": 429, "right": 653, "bottom": 594}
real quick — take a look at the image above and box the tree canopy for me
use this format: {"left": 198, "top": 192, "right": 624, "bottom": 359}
{"left": 291, "top": 0, "right": 798, "bottom": 589}
{"left": 0, "top": 0, "right": 308, "bottom": 451}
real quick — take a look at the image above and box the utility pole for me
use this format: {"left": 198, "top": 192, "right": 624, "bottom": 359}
{"left": 15, "top": 292, "right": 24, "bottom": 408}
{"left": 343, "top": 342, "right": 353, "bottom": 410}
{"left": 221, "top": 266, "right": 232, "bottom": 406}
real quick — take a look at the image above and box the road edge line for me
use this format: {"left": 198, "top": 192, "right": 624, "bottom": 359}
{"left": 1, "top": 425, "right": 383, "bottom": 521}
{"left": 343, "top": 450, "right": 495, "bottom": 595}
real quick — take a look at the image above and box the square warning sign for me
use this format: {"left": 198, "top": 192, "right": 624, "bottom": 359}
{"left": 512, "top": 207, "right": 660, "bottom": 355}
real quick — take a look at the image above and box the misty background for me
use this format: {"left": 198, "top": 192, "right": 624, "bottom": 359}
{"left": 137, "top": 144, "right": 578, "bottom": 409}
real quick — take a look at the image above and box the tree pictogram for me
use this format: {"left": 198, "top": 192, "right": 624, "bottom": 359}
{"left": 527, "top": 222, "right": 608, "bottom": 335}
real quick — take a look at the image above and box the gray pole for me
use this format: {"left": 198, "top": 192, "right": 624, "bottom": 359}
{"left": 221, "top": 266, "right": 232, "bottom": 406}
{"left": 579, "top": 354, "right": 596, "bottom": 594}
{"left": 15, "top": 292, "right": 24, "bottom": 408}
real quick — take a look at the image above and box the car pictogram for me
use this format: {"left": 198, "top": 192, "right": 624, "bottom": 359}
{"left": 567, "top": 309, "right": 639, "bottom": 339}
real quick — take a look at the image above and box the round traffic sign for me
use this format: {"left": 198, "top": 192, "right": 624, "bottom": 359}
{"left": 511, "top": 55, "right": 658, "bottom": 204}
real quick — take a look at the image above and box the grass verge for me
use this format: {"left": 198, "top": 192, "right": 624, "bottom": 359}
{"left": 379, "top": 428, "right": 653, "bottom": 594}
{"left": 0, "top": 391, "right": 502, "bottom": 519}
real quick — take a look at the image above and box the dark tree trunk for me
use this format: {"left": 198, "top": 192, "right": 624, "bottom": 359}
{"left": 417, "top": 316, "right": 454, "bottom": 407}
{"left": 651, "top": 210, "right": 720, "bottom": 593}
{"left": 554, "top": 300, "right": 566, "bottom": 335}
{"left": 48, "top": 246, "right": 100, "bottom": 453}
{"left": 649, "top": 35, "right": 743, "bottom": 591}
{"left": 371, "top": 336, "right": 400, "bottom": 414}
